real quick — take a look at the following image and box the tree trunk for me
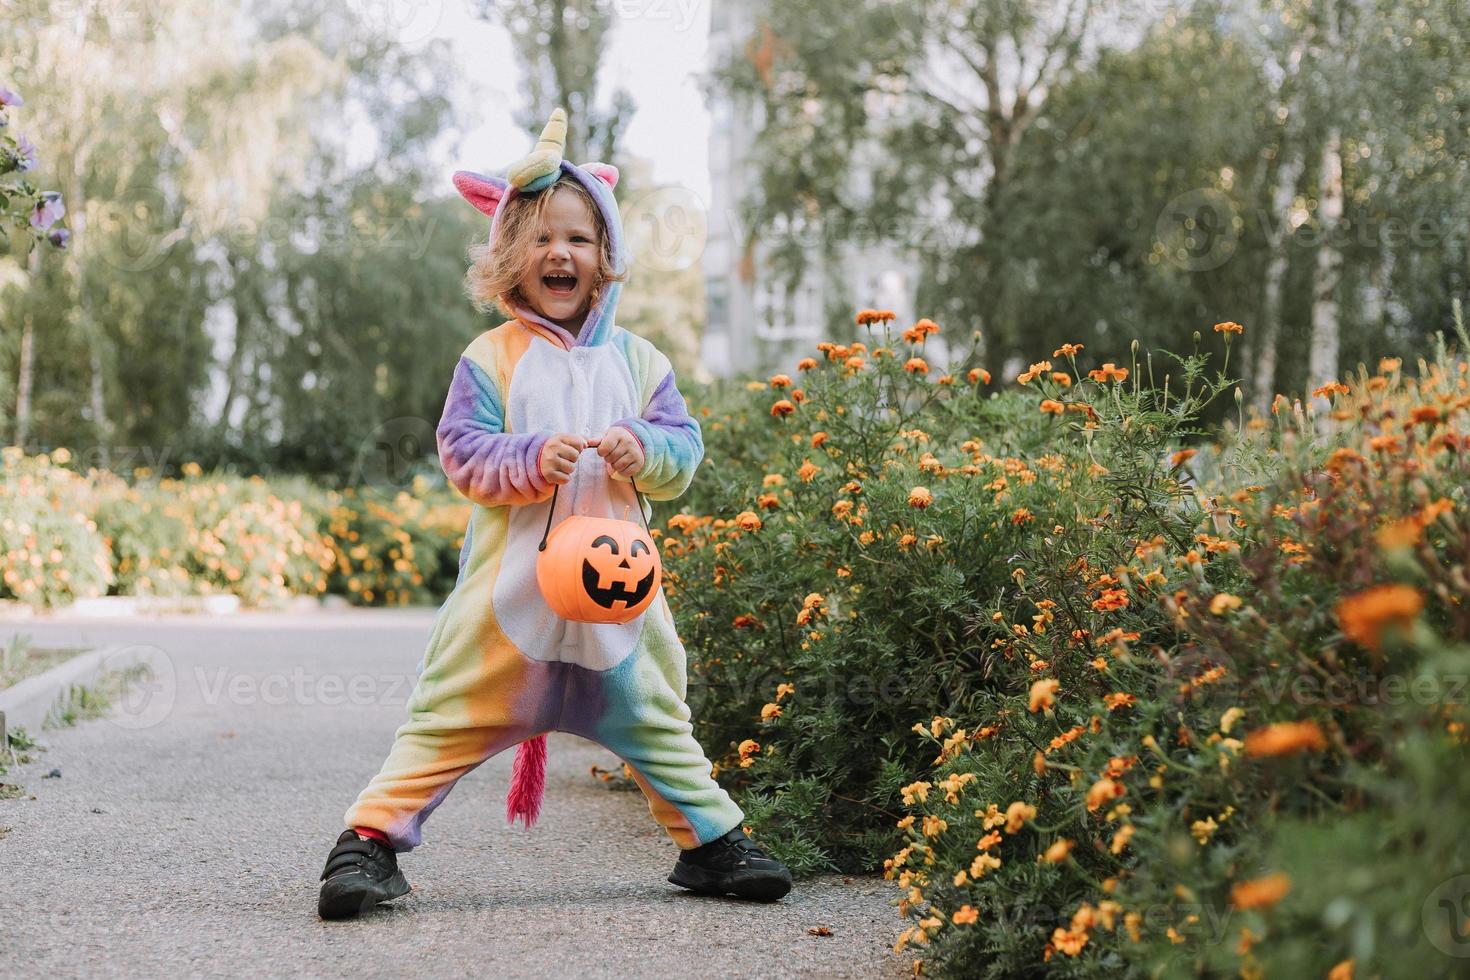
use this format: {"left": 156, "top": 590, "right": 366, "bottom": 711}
{"left": 1307, "top": 127, "right": 1344, "bottom": 399}
{"left": 15, "top": 246, "right": 40, "bottom": 448}
{"left": 1252, "top": 148, "right": 1304, "bottom": 414}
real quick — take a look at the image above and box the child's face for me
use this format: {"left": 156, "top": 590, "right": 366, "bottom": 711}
{"left": 522, "top": 186, "right": 599, "bottom": 329}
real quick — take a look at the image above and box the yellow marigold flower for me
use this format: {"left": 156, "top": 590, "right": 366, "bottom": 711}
{"left": 952, "top": 905, "right": 979, "bottom": 926}
{"left": 797, "top": 357, "right": 818, "bottom": 371}
{"left": 1040, "top": 399, "right": 1065, "bottom": 415}
{"left": 1088, "top": 363, "right": 1129, "bottom": 383}
{"left": 738, "top": 738, "right": 760, "bottom": 758}
{"left": 1220, "top": 707, "right": 1245, "bottom": 733}
{"left": 1230, "top": 873, "right": 1291, "bottom": 910}
{"left": 1209, "top": 593, "right": 1242, "bottom": 615}
{"left": 770, "top": 399, "right": 796, "bottom": 418}
{"left": 1191, "top": 816, "right": 1218, "bottom": 844}
{"left": 1244, "top": 720, "right": 1326, "bottom": 757}
{"left": 1041, "top": 839, "right": 1073, "bottom": 863}
{"left": 900, "top": 780, "right": 932, "bottom": 805}
{"left": 1213, "top": 321, "right": 1244, "bottom": 335}
{"left": 1053, "top": 343, "right": 1084, "bottom": 357}
{"left": 776, "top": 682, "right": 796, "bottom": 702}
{"left": 1169, "top": 448, "right": 1197, "bottom": 468}
{"left": 1110, "top": 824, "right": 1135, "bottom": 855}
{"left": 831, "top": 500, "right": 854, "bottom": 519}
{"left": 904, "top": 357, "right": 930, "bottom": 375}
{"left": 760, "top": 702, "right": 782, "bottom": 721}
{"left": 967, "top": 368, "right": 991, "bottom": 385}
{"left": 897, "top": 815, "right": 915, "bottom": 830}
{"left": 735, "top": 511, "right": 763, "bottom": 532}
{"left": 769, "top": 373, "right": 792, "bottom": 389}
{"left": 921, "top": 815, "right": 948, "bottom": 838}
{"left": 1029, "top": 678, "right": 1059, "bottom": 713}
{"left": 1005, "top": 801, "right": 1037, "bottom": 834}
{"left": 1336, "top": 584, "right": 1423, "bottom": 652}
{"left": 907, "top": 486, "right": 933, "bottom": 509}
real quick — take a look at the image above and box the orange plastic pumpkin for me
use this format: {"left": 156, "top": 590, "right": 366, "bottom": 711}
{"left": 536, "top": 514, "right": 662, "bottom": 624}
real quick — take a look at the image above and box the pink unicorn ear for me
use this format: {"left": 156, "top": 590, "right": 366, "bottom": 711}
{"left": 452, "top": 170, "right": 510, "bottom": 216}
{"left": 582, "top": 163, "right": 619, "bottom": 190}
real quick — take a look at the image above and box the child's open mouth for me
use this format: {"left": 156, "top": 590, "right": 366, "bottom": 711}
{"left": 542, "top": 273, "right": 578, "bottom": 296}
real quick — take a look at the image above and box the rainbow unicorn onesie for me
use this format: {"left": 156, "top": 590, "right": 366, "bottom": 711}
{"left": 344, "top": 111, "right": 743, "bottom": 852}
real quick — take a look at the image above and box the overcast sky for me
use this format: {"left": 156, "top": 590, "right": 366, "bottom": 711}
{"left": 400, "top": 0, "right": 714, "bottom": 202}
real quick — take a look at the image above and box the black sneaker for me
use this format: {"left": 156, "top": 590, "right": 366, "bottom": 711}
{"left": 668, "top": 827, "right": 793, "bottom": 901}
{"left": 317, "top": 829, "right": 411, "bottom": 920}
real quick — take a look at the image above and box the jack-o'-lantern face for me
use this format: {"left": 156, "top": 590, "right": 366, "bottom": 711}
{"left": 582, "top": 533, "right": 657, "bottom": 609}
{"left": 536, "top": 514, "right": 663, "bottom": 624}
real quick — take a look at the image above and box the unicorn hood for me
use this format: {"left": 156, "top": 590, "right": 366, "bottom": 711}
{"left": 450, "top": 107, "right": 626, "bottom": 349}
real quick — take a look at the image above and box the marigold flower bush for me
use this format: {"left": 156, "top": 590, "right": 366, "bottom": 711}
{"left": 0, "top": 447, "right": 111, "bottom": 606}
{"left": 671, "top": 309, "right": 1470, "bottom": 977}
{"left": 322, "top": 479, "right": 468, "bottom": 606}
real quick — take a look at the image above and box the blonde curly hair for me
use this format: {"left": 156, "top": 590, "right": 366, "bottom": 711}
{"left": 464, "top": 174, "right": 623, "bottom": 321}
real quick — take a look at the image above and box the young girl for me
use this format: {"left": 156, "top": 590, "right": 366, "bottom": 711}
{"left": 316, "top": 109, "right": 792, "bottom": 919}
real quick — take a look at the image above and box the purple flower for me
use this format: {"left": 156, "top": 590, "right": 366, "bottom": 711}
{"left": 15, "top": 134, "right": 37, "bottom": 172}
{"left": 47, "top": 227, "right": 70, "bottom": 249}
{"left": 30, "top": 191, "right": 65, "bottom": 231}
{"left": 0, "top": 86, "right": 22, "bottom": 109}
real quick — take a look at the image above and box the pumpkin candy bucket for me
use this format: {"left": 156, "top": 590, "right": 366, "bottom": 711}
{"left": 535, "top": 467, "right": 662, "bottom": 625}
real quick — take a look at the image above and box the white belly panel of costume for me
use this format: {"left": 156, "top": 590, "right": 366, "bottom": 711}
{"left": 496, "top": 335, "right": 651, "bottom": 671}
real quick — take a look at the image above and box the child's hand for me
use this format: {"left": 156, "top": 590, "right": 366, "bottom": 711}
{"left": 596, "top": 426, "right": 645, "bottom": 480}
{"left": 539, "top": 432, "right": 592, "bottom": 486}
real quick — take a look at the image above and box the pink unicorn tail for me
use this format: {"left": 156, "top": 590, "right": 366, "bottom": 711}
{"left": 507, "top": 735, "right": 548, "bottom": 828}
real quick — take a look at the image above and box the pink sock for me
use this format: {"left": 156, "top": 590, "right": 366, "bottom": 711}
{"left": 353, "top": 826, "right": 390, "bottom": 845}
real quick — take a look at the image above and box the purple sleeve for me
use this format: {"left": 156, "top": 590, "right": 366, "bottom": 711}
{"left": 437, "top": 356, "right": 552, "bottom": 507}
{"left": 613, "top": 369, "right": 704, "bottom": 502}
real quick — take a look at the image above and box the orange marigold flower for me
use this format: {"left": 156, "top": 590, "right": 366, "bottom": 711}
{"left": 1051, "top": 372, "right": 1072, "bottom": 387}
{"left": 1086, "top": 777, "right": 1125, "bottom": 812}
{"left": 798, "top": 459, "right": 820, "bottom": 482}
{"left": 1379, "top": 357, "right": 1401, "bottom": 373}
{"left": 1213, "top": 321, "right": 1244, "bottom": 335}
{"left": 757, "top": 492, "right": 781, "bottom": 511}
{"left": 952, "top": 905, "right": 979, "bottom": 926}
{"left": 1041, "top": 839, "right": 1074, "bottom": 863}
{"left": 797, "top": 357, "right": 819, "bottom": 372}
{"left": 771, "top": 399, "right": 796, "bottom": 418}
{"left": 913, "top": 318, "right": 940, "bottom": 337}
{"left": 1040, "top": 399, "right": 1066, "bottom": 415}
{"left": 967, "top": 368, "right": 991, "bottom": 385}
{"left": 1230, "top": 873, "right": 1291, "bottom": 910}
{"left": 1243, "top": 721, "right": 1327, "bottom": 757}
{"left": 905, "top": 357, "right": 930, "bottom": 375}
{"left": 831, "top": 500, "right": 854, "bottom": 519}
{"left": 811, "top": 431, "right": 829, "bottom": 448}
{"left": 1005, "top": 801, "right": 1037, "bottom": 833}
{"left": 1313, "top": 382, "right": 1350, "bottom": 399}
{"left": 1053, "top": 343, "right": 1084, "bottom": 357}
{"left": 769, "top": 373, "right": 792, "bottom": 389}
{"left": 1091, "top": 589, "right": 1129, "bottom": 612}
{"left": 732, "top": 614, "right": 759, "bottom": 629}
{"left": 1103, "top": 692, "right": 1136, "bottom": 711}
{"left": 735, "top": 511, "right": 763, "bottom": 532}
{"left": 1012, "top": 508, "right": 1034, "bottom": 525}
{"left": 760, "top": 702, "right": 782, "bottom": 721}
{"left": 790, "top": 388, "right": 806, "bottom": 403}
{"left": 1411, "top": 405, "right": 1441, "bottom": 425}
{"left": 908, "top": 486, "right": 934, "bottom": 508}
{"left": 1336, "top": 584, "right": 1424, "bottom": 652}
{"left": 845, "top": 356, "right": 866, "bottom": 370}
{"left": 1169, "top": 448, "right": 1197, "bottom": 468}
{"left": 1029, "top": 678, "right": 1059, "bottom": 713}
{"left": 855, "top": 308, "right": 897, "bottom": 326}
{"left": 1017, "top": 360, "right": 1054, "bottom": 385}
{"left": 737, "top": 738, "right": 761, "bottom": 767}
{"left": 1089, "top": 363, "right": 1129, "bottom": 383}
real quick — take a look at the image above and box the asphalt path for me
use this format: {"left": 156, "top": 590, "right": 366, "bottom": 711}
{"left": 0, "top": 610, "right": 902, "bottom": 978}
